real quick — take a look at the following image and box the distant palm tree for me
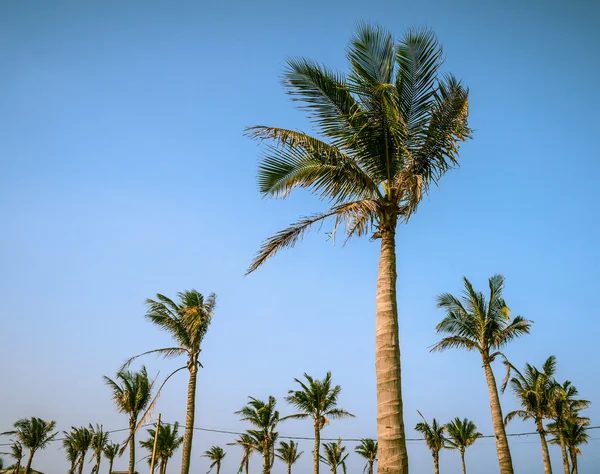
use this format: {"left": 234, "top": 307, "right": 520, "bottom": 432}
{"left": 140, "top": 422, "right": 184, "bottom": 474}
{"left": 103, "top": 443, "right": 120, "bottom": 474}
{"left": 285, "top": 372, "right": 353, "bottom": 474}
{"left": 503, "top": 356, "right": 556, "bottom": 474}
{"left": 549, "top": 419, "right": 589, "bottom": 474}
{"left": 245, "top": 24, "right": 471, "bottom": 474}
{"left": 275, "top": 441, "right": 303, "bottom": 474}
{"left": 202, "top": 446, "right": 226, "bottom": 474}
{"left": 445, "top": 418, "right": 481, "bottom": 474}
{"left": 235, "top": 397, "right": 280, "bottom": 474}
{"left": 319, "top": 439, "right": 348, "bottom": 474}
{"left": 354, "top": 439, "right": 377, "bottom": 474}
{"left": 227, "top": 433, "right": 255, "bottom": 474}
{"left": 432, "top": 275, "right": 531, "bottom": 474}
{"left": 104, "top": 366, "right": 154, "bottom": 474}
{"left": 547, "top": 381, "right": 590, "bottom": 474}
{"left": 414, "top": 412, "right": 445, "bottom": 474}
{"left": 9, "top": 441, "right": 23, "bottom": 474}
{"left": 90, "top": 425, "right": 109, "bottom": 474}
{"left": 70, "top": 427, "right": 93, "bottom": 474}
{"left": 62, "top": 431, "right": 79, "bottom": 474}
{"left": 1, "top": 418, "right": 57, "bottom": 474}
{"left": 122, "top": 290, "right": 215, "bottom": 474}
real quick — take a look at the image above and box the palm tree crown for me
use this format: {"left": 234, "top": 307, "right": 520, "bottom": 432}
{"left": 203, "top": 446, "right": 226, "bottom": 474}
{"left": 90, "top": 424, "right": 109, "bottom": 474}
{"left": 228, "top": 433, "right": 255, "bottom": 474}
{"left": 103, "top": 443, "right": 120, "bottom": 474}
{"left": 319, "top": 439, "right": 349, "bottom": 474}
{"left": 275, "top": 441, "right": 303, "bottom": 474}
{"left": 414, "top": 412, "right": 445, "bottom": 474}
{"left": 2, "top": 417, "right": 57, "bottom": 474}
{"left": 9, "top": 441, "right": 24, "bottom": 474}
{"left": 354, "top": 439, "right": 377, "bottom": 474}
{"left": 445, "top": 418, "right": 481, "bottom": 474}
{"left": 140, "top": 422, "right": 184, "bottom": 474}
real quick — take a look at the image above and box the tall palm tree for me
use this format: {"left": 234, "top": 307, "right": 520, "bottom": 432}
{"left": 9, "top": 441, "right": 23, "bottom": 474}
{"left": 414, "top": 412, "right": 445, "bottom": 474}
{"left": 1, "top": 418, "right": 57, "bottom": 474}
{"left": 228, "top": 433, "right": 255, "bottom": 474}
{"left": 90, "top": 425, "right": 109, "bottom": 474}
{"left": 284, "top": 372, "right": 354, "bottom": 474}
{"left": 104, "top": 366, "right": 154, "bottom": 474}
{"left": 202, "top": 446, "right": 226, "bottom": 474}
{"left": 122, "top": 290, "right": 215, "bottom": 474}
{"left": 547, "top": 381, "right": 590, "bottom": 474}
{"left": 235, "top": 397, "right": 280, "bottom": 474}
{"left": 245, "top": 24, "right": 471, "bottom": 474}
{"left": 549, "top": 419, "right": 589, "bottom": 474}
{"left": 503, "top": 356, "right": 556, "bottom": 474}
{"left": 275, "top": 441, "right": 303, "bottom": 474}
{"left": 354, "top": 439, "right": 377, "bottom": 474}
{"left": 140, "top": 422, "right": 184, "bottom": 474}
{"left": 432, "top": 275, "right": 531, "bottom": 474}
{"left": 103, "top": 443, "right": 120, "bottom": 474}
{"left": 445, "top": 418, "right": 481, "bottom": 474}
{"left": 319, "top": 439, "right": 348, "bottom": 474}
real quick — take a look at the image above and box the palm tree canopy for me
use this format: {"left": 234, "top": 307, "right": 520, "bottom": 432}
{"left": 275, "top": 441, "right": 303, "bottom": 465}
{"left": 236, "top": 396, "right": 280, "bottom": 432}
{"left": 354, "top": 438, "right": 378, "bottom": 461}
{"left": 10, "top": 441, "right": 24, "bottom": 463}
{"left": 202, "top": 446, "right": 226, "bottom": 473}
{"left": 320, "top": 439, "right": 349, "bottom": 473}
{"left": 140, "top": 422, "right": 184, "bottom": 460}
{"left": 445, "top": 418, "right": 482, "bottom": 450}
{"left": 284, "top": 372, "right": 354, "bottom": 428}
{"left": 414, "top": 412, "right": 445, "bottom": 453}
{"left": 90, "top": 424, "right": 109, "bottom": 458}
{"left": 2, "top": 418, "right": 58, "bottom": 452}
{"left": 431, "top": 274, "right": 532, "bottom": 360}
{"left": 103, "top": 366, "right": 154, "bottom": 420}
{"left": 549, "top": 419, "right": 590, "bottom": 454}
{"left": 246, "top": 24, "right": 471, "bottom": 273}
{"left": 227, "top": 433, "right": 255, "bottom": 473}
{"left": 103, "top": 443, "right": 120, "bottom": 461}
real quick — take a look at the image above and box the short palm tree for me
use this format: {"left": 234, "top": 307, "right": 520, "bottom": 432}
{"left": 285, "top": 372, "right": 353, "bottom": 474}
{"left": 445, "top": 418, "right": 481, "bottom": 474}
{"left": 62, "top": 431, "right": 79, "bottom": 474}
{"left": 104, "top": 366, "right": 154, "bottom": 474}
{"left": 9, "top": 441, "right": 23, "bottom": 474}
{"left": 275, "top": 441, "right": 303, "bottom": 474}
{"left": 228, "top": 433, "right": 255, "bottom": 474}
{"left": 122, "top": 290, "right": 215, "bottom": 474}
{"left": 432, "top": 275, "right": 531, "bottom": 474}
{"left": 203, "top": 446, "right": 226, "bottom": 474}
{"left": 1, "top": 418, "right": 57, "bottom": 474}
{"left": 70, "top": 427, "right": 93, "bottom": 474}
{"left": 503, "top": 356, "right": 556, "bottom": 474}
{"left": 549, "top": 419, "right": 589, "bottom": 474}
{"left": 245, "top": 24, "right": 471, "bottom": 474}
{"left": 103, "top": 443, "right": 120, "bottom": 474}
{"left": 235, "top": 397, "right": 280, "bottom": 474}
{"left": 140, "top": 422, "right": 184, "bottom": 474}
{"left": 354, "top": 439, "right": 377, "bottom": 474}
{"left": 414, "top": 412, "right": 445, "bottom": 474}
{"left": 319, "top": 439, "right": 348, "bottom": 474}
{"left": 90, "top": 425, "right": 109, "bottom": 474}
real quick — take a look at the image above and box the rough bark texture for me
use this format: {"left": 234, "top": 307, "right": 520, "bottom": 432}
{"left": 77, "top": 452, "right": 85, "bottom": 474}
{"left": 262, "top": 436, "right": 269, "bottom": 474}
{"left": 569, "top": 448, "right": 577, "bottom": 474}
{"left": 313, "top": 422, "right": 320, "bottom": 474}
{"left": 558, "top": 434, "right": 570, "bottom": 474}
{"left": 536, "top": 420, "right": 553, "bottom": 474}
{"left": 128, "top": 419, "right": 136, "bottom": 474}
{"left": 180, "top": 364, "right": 198, "bottom": 474}
{"left": 433, "top": 452, "right": 439, "bottom": 474}
{"left": 287, "top": 463, "right": 292, "bottom": 474}
{"left": 23, "top": 450, "right": 34, "bottom": 474}
{"left": 375, "top": 225, "right": 408, "bottom": 474}
{"left": 483, "top": 361, "right": 514, "bottom": 474}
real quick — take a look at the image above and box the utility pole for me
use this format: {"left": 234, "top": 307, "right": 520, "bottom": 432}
{"left": 149, "top": 413, "right": 161, "bottom": 474}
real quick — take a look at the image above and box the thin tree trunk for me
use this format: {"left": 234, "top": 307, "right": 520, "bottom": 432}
{"left": 23, "top": 450, "right": 34, "bottom": 474}
{"left": 216, "top": 461, "right": 220, "bottom": 474}
{"left": 108, "top": 459, "right": 114, "bottom": 474}
{"left": 95, "top": 455, "right": 101, "bottom": 474}
{"left": 262, "top": 438, "right": 269, "bottom": 474}
{"left": 160, "top": 459, "right": 167, "bottom": 474}
{"left": 245, "top": 457, "right": 249, "bottom": 474}
{"left": 180, "top": 364, "right": 198, "bottom": 474}
{"left": 536, "top": 420, "right": 552, "bottom": 474}
{"left": 558, "top": 433, "right": 569, "bottom": 474}
{"left": 15, "top": 461, "right": 21, "bottom": 474}
{"left": 375, "top": 224, "right": 408, "bottom": 474}
{"left": 313, "top": 422, "right": 320, "bottom": 474}
{"left": 78, "top": 452, "right": 85, "bottom": 474}
{"left": 433, "top": 451, "right": 439, "bottom": 474}
{"left": 129, "top": 419, "right": 136, "bottom": 474}
{"left": 287, "top": 463, "right": 291, "bottom": 474}
{"left": 483, "top": 361, "right": 514, "bottom": 474}
{"left": 369, "top": 460, "right": 374, "bottom": 474}
{"left": 460, "top": 448, "right": 466, "bottom": 474}
{"left": 569, "top": 448, "right": 577, "bottom": 474}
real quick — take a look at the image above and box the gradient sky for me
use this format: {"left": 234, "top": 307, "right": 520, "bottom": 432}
{"left": 1, "top": 1, "right": 599, "bottom": 473}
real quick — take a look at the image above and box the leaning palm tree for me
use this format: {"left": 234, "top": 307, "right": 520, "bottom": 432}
{"left": 549, "top": 419, "right": 589, "bottom": 474}
{"left": 9, "top": 441, "right": 23, "bottom": 474}
{"left": 547, "top": 381, "right": 590, "bottom": 474}
{"left": 1, "top": 418, "right": 57, "bottom": 474}
{"left": 140, "top": 422, "right": 184, "bottom": 474}
{"left": 103, "top": 443, "right": 120, "bottom": 474}
{"left": 245, "top": 24, "right": 471, "bottom": 474}
{"left": 275, "top": 441, "right": 303, "bottom": 474}
{"left": 235, "top": 397, "right": 280, "bottom": 474}
{"left": 503, "top": 356, "right": 556, "bottom": 474}
{"left": 432, "top": 275, "right": 531, "bottom": 474}
{"left": 414, "top": 412, "right": 445, "bottom": 474}
{"left": 90, "top": 425, "right": 109, "bottom": 474}
{"left": 354, "top": 439, "right": 377, "bottom": 474}
{"left": 319, "top": 439, "right": 348, "bottom": 474}
{"left": 445, "top": 418, "right": 481, "bottom": 474}
{"left": 122, "top": 290, "right": 215, "bottom": 474}
{"left": 203, "top": 446, "right": 226, "bottom": 474}
{"left": 103, "top": 366, "right": 154, "bottom": 474}
{"left": 228, "top": 433, "right": 256, "bottom": 474}
{"left": 284, "top": 372, "right": 353, "bottom": 474}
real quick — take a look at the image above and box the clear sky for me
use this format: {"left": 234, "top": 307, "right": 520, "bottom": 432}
{"left": 1, "top": 1, "right": 599, "bottom": 473}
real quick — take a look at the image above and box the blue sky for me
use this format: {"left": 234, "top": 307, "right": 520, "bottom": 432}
{"left": 1, "top": 1, "right": 599, "bottom": 473}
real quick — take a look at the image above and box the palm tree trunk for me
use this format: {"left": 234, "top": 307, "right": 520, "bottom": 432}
{"left": 262, "top": 439, "right": 269, "bottom": 474}
{"left": 128, "top": 419, "right": 136, "bottom": 474}
{"left": 536, "top": 420, "right": 552, "bottom": 474}
{"left": 216, "top": 461, "right": 221, "bottom": 474}
{"left": 369, "top": 460, "right": 374, "bottom": 474}
{"left": 95, "top": 455, "right": 101, "bottom": 474}
{"left": 180, "top": 364, "right": 198, "bottom": 474}
{"left": 313, "top": 423, "right": 320, "bottom": 474}
{"left": 77, "top": 453, "right": 85, "bottom": 474}
{"left": 23, "top": 450, "right": 34, "bottom": 474}
{"left": 460, "top": 448, "right": 466, "bottom": 474}
{"left": 558, "top": 433, "right": 569, "bottom": 474}
{"left": 483, "top": 360, "right": 514, "bottom": 474}
{"left": 245, "top": 457, "right": 249, "bottom": 474}
{"left": 160, "top": 458, "right": 167, "bottom": 474}
{"left": 433, "top": 451, "right": 439, "bottom": 474}
{"left": 568, "top": 448, "right": 577, "bottom": 474}
{"left": 375, "top": 224, "right": 408, "bottom": 474}
{"left": 287, "top": 463, "right": 292, "bottom": 474}
{"left": 108, "top": 459, "right": 114, "bottom": 474}
{"left": 14, "top": 461, "right": 21, "bottom": 474}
